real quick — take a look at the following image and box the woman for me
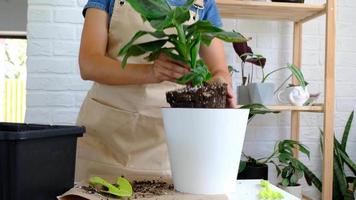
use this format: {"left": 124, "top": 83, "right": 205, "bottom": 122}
{"left": 76, "top": 0, "right": 235, "bottom": 181}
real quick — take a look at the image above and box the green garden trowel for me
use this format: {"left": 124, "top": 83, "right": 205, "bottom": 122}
{"left": 89, "top": 176, "right": 133, "bottom": 198}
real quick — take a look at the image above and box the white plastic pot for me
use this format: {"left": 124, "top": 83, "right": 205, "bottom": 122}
{"left": 279, "top": 184, "right": 302, "bottom": 198}
{"left": 248, "top": 83, "right": 275, "bottom": 105}
{"left": 161, "top": 108, "right": 249, "bottom": 195}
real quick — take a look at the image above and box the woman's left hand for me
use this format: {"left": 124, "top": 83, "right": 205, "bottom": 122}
{"left": 209, "top": 76, "right": 236, "bottom": 108}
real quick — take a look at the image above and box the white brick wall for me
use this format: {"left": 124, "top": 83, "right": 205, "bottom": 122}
{"left": 26, "top": 0, "right": 356, "bottom": 198}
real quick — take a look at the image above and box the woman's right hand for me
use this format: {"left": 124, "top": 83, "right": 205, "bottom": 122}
{"left": 152, "top": 53, "right": 191, "bottom": 83}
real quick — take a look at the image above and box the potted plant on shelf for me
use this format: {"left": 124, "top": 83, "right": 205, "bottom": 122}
{"left": 233, "top": 40, "right": 309, "bottom": 106}
{"left": 274, "top": 140, "right": 311, "bottom": 198}
{"left": 308, "top": 111, "right": 356, "bottom": 200}
{"left": 118, "top": 0, "right": 250, "bottom": 195}
{"left": 233, "top": 41, "right": 270, "bottom": 105}
{"left": 238, "top": 139, "right": 317, "bottom": 197}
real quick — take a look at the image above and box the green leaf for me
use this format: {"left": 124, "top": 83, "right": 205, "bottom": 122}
{"left": 177, "top": 73, "right": 195, "bottom": 85}
{"left": 290, "top": 174, "right": 299, "bottom": 185}
{"left": 136, "top": 40, "right": 168, "bottom": 52}
{"left": 335, "top": 137, "right": 345, "bottom": 171}
{"left": 270, "top": 160, "right": 281, "bottom": 177}
{"left": 239, "top": 161, "right": 247, "bottom": 174}
{"left": 282, "top": 179, "right": 289, "bottom": 187}
{"left": 279, "top": 153, "right": 292, "bottom": 163}
{"left": 201, "top": 34, "right": 215, "bottom": 46}
{"left": 150, "top": 13, "right": 174, "bottom": 30}
{"left": 118, "top": 30, "right": 166, "bottom": 56}
{"left": 340, "top": 149, "right": 356, "bottom": 175}
{"left": 121, "top": 40, "right": 168, "bottom": 68}
{"left": 302, "top": 162, "right": 322, "bottom": 192}
{"left": 281, "top": 166, "right": 292, "bottom": 178}
{"left": 287, "top": 64, "right": 307, "bottom": 89}
{"left": 334, "top": 153, "right": 348, "bottom": 196}
{"left": 161, "top": 48, "right": 187, "bottom": 63}
{"left": 126, "top": 0, "right": 171, "bottom": 20}
{"left": 240, "top": 103, "right": 279, "bottom": 121}
{"left": 295, "top": 169, "right": 304, "bottom": 179}
{"left": 186, "top": 20, "right": 223, "bottom": 36}
{"left": 208, "top": 31, "right": 248, "bottom": 43}
{"left": 173, "top": 7, "right": 190, "bottom": 25}
{"left": 121, "top": 45, "right": 146, "bottom": 68}
{"left": 190, "top": 34, "right": 201, "bottom": 68}
{"left": 341, "top": 111, "right": 354, "bottom": 152}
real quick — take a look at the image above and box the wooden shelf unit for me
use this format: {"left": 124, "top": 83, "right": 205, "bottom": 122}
{"left": 217, "top": 0, "right": 326, "bottom": 22}
{"left": 217, "top": 0, "right": 336, "bottom": 199}
{"left": 236, "top": 104, "right": 324, "bottom": 112}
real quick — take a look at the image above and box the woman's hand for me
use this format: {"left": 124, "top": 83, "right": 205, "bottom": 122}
{"left": 199, "top": 38, "right": 236, "bottom": 108}
{"left": 209, "top": 76, "right": 236, "bottom": 108}
{"left": 152, "top": 53, "right": 190, "bottom": 83}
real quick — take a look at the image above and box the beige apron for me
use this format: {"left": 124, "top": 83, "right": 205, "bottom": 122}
{"left": 75, "top": 0, "right": 204, "bottom": 181}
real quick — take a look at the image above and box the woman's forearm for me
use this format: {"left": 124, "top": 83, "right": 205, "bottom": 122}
{"left": 79, "top": 54, "right": 158, "bottom": 85}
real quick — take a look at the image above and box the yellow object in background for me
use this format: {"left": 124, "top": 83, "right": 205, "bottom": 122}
{"left": 2, "top": 79, "right": 26, "bottom": 123}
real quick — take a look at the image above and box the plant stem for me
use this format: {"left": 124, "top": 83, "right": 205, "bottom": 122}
{"left": 241, "top": 62, "right": 245, "bottom": 84}
{"left": 274, "top": 74, "right": 293, "bottom": 94}
{"left": 175, "top": 24, "right": 187, "bottom": 60}
{"left": 251, "top": 63, "right": 254, "bottom": 83}
{"left": 262, "top": 67, "right": 289, "bottom": 83}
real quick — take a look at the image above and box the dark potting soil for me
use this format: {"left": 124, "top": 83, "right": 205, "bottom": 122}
{"left": 130, "top": 180, "right": 174, "bottom": 199}
{"left": 79, "top": 180, "right": 174, "bottom": 200}
{"left": 166, "top": 83, "right": 227, "bottom": 108}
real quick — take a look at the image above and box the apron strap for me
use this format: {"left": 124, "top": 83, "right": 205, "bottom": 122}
{"left": 194, "top": 0, "right": 205, "bottom": 9}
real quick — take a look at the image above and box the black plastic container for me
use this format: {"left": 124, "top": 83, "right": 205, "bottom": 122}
{"left": 0, "top": 123, "right": 85, "bottom": 200}
{"left": 237, "top": 163, "right": 268, "bottom": 180}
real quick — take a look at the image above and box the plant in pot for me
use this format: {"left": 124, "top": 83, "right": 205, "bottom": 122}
{"left": 308, "top": 111, "right": 356, "bottom": 200}
{"left": 274, "top": 140, "right": 312, "bottom": 198}
{"left": 118, "top": 0, "right": 250, "bottom": 195}
{"left": 233, "top": 41, "right": 269, "bottom": 105}
{"left": 233, "top": 40, "right": 309, "bottom": 106}
{"left": 238, "top": 139, "right": 316, "bottom": 191}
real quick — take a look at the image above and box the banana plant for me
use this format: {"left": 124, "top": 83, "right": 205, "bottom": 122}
{"left": 118, "top": 0, "right": 248, "bottom": 86}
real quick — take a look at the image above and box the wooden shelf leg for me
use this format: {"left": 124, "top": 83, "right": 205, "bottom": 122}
{"left": 291, "top": 21, "right": 302, "bottom": 157}
{"left": 322, "top": 0, "right": 336, "bottom": 199}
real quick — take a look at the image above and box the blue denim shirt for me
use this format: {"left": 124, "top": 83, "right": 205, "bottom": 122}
{"left": 83, "top": 0, "right": 223, "bottom": 27}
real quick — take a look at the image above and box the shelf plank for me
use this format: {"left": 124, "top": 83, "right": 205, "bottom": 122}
{"left": 236, "top": 104, "right": 324, "bottom": 112}
{"left": 216, "top": 0, "right": 326, "bottom": 22}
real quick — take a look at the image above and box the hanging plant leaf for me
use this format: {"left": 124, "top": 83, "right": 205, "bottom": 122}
{"left": 341, "top": 111, "right": 354, "bottom": 152}
{"left": 233, "top": 41, "right": 253, "bottom": 62}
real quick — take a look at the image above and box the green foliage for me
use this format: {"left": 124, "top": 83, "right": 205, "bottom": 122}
{"left": 315, "top": 111, "right": 356, "bottom": 200}
{"left": 286, "top": 64, "right": 308, "bottom": 89}
{"left": 118, "top": 0, "right": 247, "bottom": 86}
{"left": 240, "top": 139, "right": 318, "bottom": 188}
{"left": 275, "top": 140, "right": 311, "bottom": 187}
{"left": 240, "top": 103, "right": 279, "bottom": 122}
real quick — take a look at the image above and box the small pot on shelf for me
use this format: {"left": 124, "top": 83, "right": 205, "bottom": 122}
{"left": 247, "top": 82, "right": 275, "bottom": 105}
{"left": 237, "top": 85, "right": 251, "bottom": 105}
